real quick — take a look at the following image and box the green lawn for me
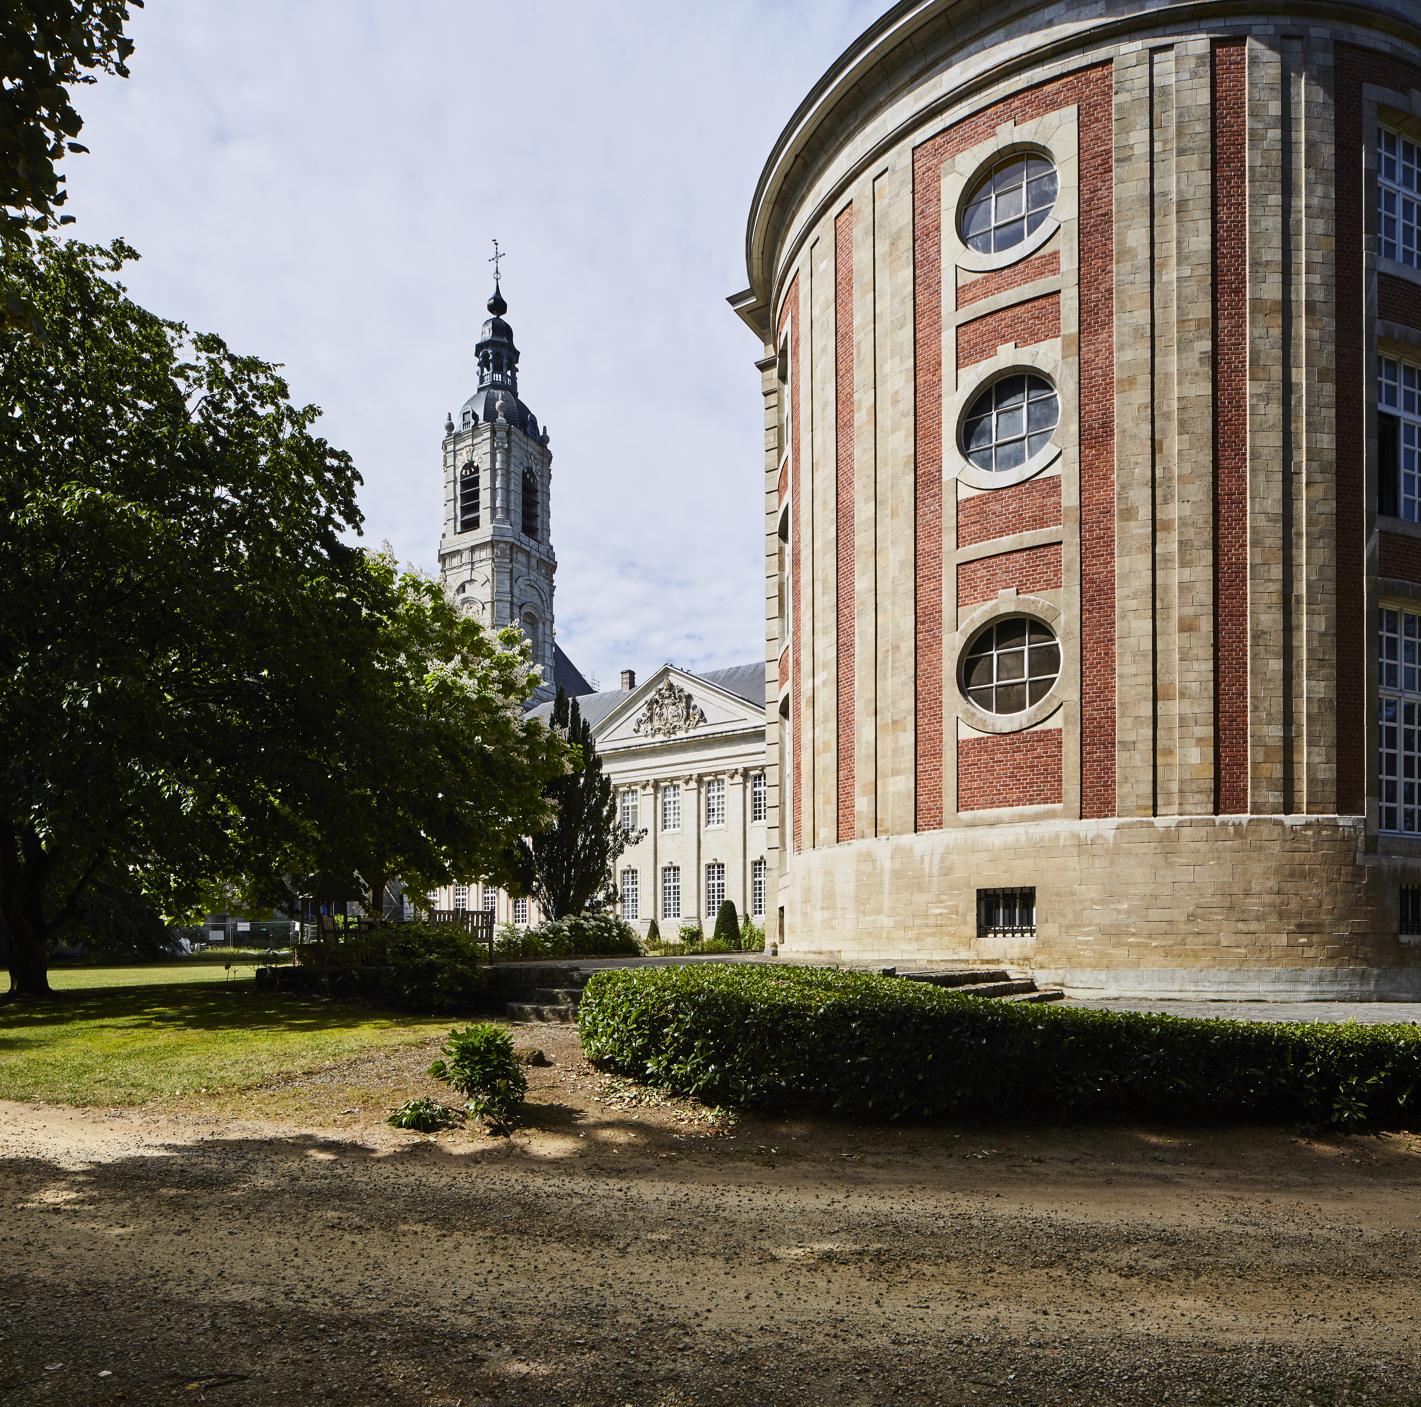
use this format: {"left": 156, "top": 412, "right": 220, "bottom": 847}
{"left": 42, "top": 952, "right": 288, "bottom": 991}
{"left": 0, "top": 970, "right": 458, "bottom": 1107}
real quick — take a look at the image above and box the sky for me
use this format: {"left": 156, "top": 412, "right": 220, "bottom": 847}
{"left": 63, "top": 0, "right": 884, "bottom": 690}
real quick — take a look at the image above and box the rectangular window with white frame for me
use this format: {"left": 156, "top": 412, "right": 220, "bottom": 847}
{"left": 1380, "top": 126, "right": 1421, "bottom": 270}
{"left": 512, "top": 896, "right": 528, "bottom": 926}
{"left": 620, "top": 869, "right": 639, "bottom": 921}
{"left": 1379, "top": 354, "right": 1421, "bottom": 521}
{"left": 704, "top": 860, "right": 725, "bottom": 914}
{"left": 751, "top": 771, "right": 767, "bottom": 823}
{"left": 660, "top": 783, "right": 681, "bottom": 832}
{"left": 452, "top": 884, "right": 468, "bottom": 912}
{"left": 704, "top": 777, "right": 725, "bottom": 827}
{"left": 619, "top": 788, "right": 639, "bottom": 834}
{"left": 661, "top": 864, "right": 681, "bottom": 921}
{"left": 1380, "top": 605, "right": 1421, "bottom": 834}
{"left": 751, "top": 858, "right": 767, "bottom": 918}
{"left": 483, "top": 885, "right": 497, "bottom": 914}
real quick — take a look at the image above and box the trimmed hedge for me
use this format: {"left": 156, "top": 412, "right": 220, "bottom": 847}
{"left": 577, "top": 964, "right": 1421, "bottom": 1131}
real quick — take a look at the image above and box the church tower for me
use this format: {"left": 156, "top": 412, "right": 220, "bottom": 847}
{"left": 438, "top": 277, "right": 559, "bottom": 684}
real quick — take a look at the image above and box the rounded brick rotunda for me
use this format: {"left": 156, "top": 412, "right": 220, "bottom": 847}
{"left": 731, "top": 0, "right": 1421, "bottom": 997}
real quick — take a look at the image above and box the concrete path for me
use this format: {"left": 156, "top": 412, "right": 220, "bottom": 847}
{"left": 1068, "top": 997, "right": 1421, "bottom": 1025}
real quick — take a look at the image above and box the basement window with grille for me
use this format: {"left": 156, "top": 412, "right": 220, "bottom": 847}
{"left": 977, "top": 887, "right": 1037, "bottom": 939}
{"left": 1402, "top": 885, "right": 1421, "bottom": 938}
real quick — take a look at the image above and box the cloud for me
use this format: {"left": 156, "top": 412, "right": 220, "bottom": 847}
{"left": 64, "top": 0, "right": 883, "bottom": 685}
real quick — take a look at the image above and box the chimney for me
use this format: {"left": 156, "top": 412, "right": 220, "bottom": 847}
{"left": 620, "top": 669, "right": 637, "bottom": 691}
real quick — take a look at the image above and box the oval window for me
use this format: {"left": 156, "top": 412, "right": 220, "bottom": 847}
{"left": 961, "top": 617, "right": 1060, "bottom": 715}
{"left": 960, "top": 373, "right": 1059, "bottom": 474}
{"left": 960, "top": 152, "right": 1058, "bottom": 255}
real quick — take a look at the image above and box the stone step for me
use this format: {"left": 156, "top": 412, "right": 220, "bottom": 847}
{"left": 948, "top": 979, "right": 1042, "bottom": 1000}
{"left": 529, "top": 987, "right": 584, "bottom": 1005}
{"left": 895, "top": 968, "right": 1013, "bottom": 989}
{"left": 1002, "top": 988, "right": 1066, "bottom": 1004}
{"left": 505, "top": 1001, "right": 577, "bottom": 1023}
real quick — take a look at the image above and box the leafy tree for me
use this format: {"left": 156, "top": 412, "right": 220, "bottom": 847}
{"left": 515, "top": 686, "right": 637, "bottom": 919}
{"left": 2, "top": 0, "right": 140, "bottom": 238}
{"left": 0, "top": 237, "right": 567, "bottom": 997}
{"left": 713, "top": 899, "right": 739, "bottom": 947}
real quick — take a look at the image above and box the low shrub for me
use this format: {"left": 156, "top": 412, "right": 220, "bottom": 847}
{"left": 576, "top": 965, "right": 1421, "bottom": 1132}
{"left": 429, "top": 1023, "right": 528, "bottom": 1135}
{"left": 387, "top": 1097, "right": 462, "bottom": 1132}
{"left": 494, "top": 912, "right": 642, "bottom": 960}
{"left": 291, "top": 922, "right": 488, "bottom": 1013}
{"left": 677, "top": 921, "right": 704, "bottom": 945}
{"left": 643, "top": 937, "right": 748, "bottom": 957}
{"left": 740, "top": 917, "right": 765, "bottom": 950}
{"left": 378, "top": 924, "right": 489, "bottom": 1012}
{"left": 645, "top": 918, "right": 660, "bottom": 944}
{"left": 712, "top": 901, "right": 739, "bottom": 946}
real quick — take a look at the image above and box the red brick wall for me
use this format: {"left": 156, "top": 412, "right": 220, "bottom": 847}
{"left": 835, "top": 204, "right": 856, "bottom": 844}
{"left": 957, "top": 250, "right": 1061, "bottom": 308}
{"left": 1075, "top": 69, "right": 1117, "bottom": 821}
{"left": 778, "top": 275, "right": 802, "bottom": 852}
{"left": 957, "top": 476, "right": 1063, "bottom": 548}
{"left": 912, "top": 64, "right": 1114, "bottom": 833}
{"left": 957, "top": 543, "right": 1063, "bottom": 607}
{"left": 956, "top": 292, "right": 1062, "bottom": 370}
{"left": 1380, "top": 531, "right": 1421, "bottom": 583}
{"left": 958, "top": 730, "right": 1064, "bottom": 811}
{"left": 1380, "top": 272, "right": 1421, "bottom": 331}
{"left": 1212, "top": 40, "right": 1249, "bottom": 815}
{"left": 1335, "top": 46, "right": 1421, "bottom": 815}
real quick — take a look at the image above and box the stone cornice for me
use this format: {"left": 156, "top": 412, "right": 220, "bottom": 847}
{"left": 735, "top": 0, "right": 1421, "bottom": 340}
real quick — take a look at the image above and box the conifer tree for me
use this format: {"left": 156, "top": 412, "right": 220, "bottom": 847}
{"left": 516, "top": 688, "right": 638, "bottom": 919}
{"left": 713, "top": 900, "right": 739, "bottom": 946}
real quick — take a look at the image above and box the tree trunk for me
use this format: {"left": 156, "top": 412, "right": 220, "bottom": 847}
{"left": 1, "top": 903, "right": 52, "bottom": 998}
{"left": 0, "top": 844, "right": 54, "bottom": 999}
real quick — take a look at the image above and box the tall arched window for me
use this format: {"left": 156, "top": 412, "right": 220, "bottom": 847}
{"left": 522, "top": 466, "right": 540, "bottom": 539}
{"left": 521, "top": 611, "right": 540, "bottom": 660}
{"left": 458, "top": 461, "right": 480, "bottom": 533}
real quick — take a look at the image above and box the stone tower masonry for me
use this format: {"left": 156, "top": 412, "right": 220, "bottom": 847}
{"left": 437, "top": 279, "right": 557, "bottom": 684}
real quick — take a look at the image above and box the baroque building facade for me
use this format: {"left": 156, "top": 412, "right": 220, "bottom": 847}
{"left": 536, "top": 665, "right": 770, "bottom": 935}
{"left": 428, "top": 280, "right": 767, "bottom": 931}
{"left": 731, "top": 0, "right": 1421, "bottom": 997}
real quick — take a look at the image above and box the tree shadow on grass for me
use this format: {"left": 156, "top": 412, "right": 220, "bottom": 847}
{"left": 0, "top": 982, "right": 454, "bottom": 1039}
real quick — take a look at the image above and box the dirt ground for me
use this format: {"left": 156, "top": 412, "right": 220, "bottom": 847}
{"left": 3, "top": 1022, "right": 1421, "bottom": 1407}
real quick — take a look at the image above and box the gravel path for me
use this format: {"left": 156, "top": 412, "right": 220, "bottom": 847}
{"left": 3, "top": 1022, "right": 1421, "bottom": 1406}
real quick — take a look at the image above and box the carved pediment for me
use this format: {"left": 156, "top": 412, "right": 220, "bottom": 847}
{"left": 632, "top": 681, "right": 707, "bottom": 739}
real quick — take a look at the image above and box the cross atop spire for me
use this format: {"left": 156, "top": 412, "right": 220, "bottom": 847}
{"left": 489, "top": 237, "right": 505, "bottom": 285}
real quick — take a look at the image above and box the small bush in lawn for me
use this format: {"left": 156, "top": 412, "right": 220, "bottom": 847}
{"left": 678, "top": 920, "right": 703, "bottom": 945}
{"left": 387, "top": 1097, "right": 462, "bottom": 1132}
{"left": 576, "top": 964, "right": 1421, "bottom": 1132}
{"left": 429, "top": 1023, "right": 528, "bottom": 1135}
{"left": 739, "top": 917, "right": 765, "bottom": 951}
{"left": 645, "top": 918, "right": 660, "bottom": 944}
{"left": 712, "top": 901, "right": 739, "bottom": 947}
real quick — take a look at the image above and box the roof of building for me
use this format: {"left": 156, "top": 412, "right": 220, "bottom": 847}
{"left": 528, "top": 659, "right": 764, "bottom": 730}
{"left": 553, "top": 643, "right": 593, "bottom": 698}
{"left": 460, "top": 280, "right": 543, "bottom": 437}
{"left": 698, "top": 661, "right": 765, "bottom": 708}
